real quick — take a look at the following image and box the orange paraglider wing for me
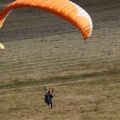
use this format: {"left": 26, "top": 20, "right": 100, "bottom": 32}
{"left": 0, "top": 0, "right": 93, "bottom": 40}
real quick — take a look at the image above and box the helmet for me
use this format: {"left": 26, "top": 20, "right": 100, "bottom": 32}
{"left": 48, "top": 89, "right": 52, "bottom": 93}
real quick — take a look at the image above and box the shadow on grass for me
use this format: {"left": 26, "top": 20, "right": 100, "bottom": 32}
{"left": 0, "top": 68, "right": 120, "bottom": 89}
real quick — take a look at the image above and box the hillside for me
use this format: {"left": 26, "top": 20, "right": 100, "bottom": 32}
{"left": 0, "top": 0, "right": 120, "bottom": 120}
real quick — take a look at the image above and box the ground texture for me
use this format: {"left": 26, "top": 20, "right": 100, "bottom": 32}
{"left": 0, "top": 0, "right": 120, "bottom": 120}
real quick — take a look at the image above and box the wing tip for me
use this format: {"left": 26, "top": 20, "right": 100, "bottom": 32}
{"left": 0, "top": 21, "right": 3, "bottom": 28}
{"left": 0, "top": 17, "right": 4, "bottom": 28}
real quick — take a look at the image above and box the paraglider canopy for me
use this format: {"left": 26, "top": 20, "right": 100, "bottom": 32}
{"left": 0, "top": 43, "right": 5, "bottom": 50}
{"left": 0, "top": 0, "right": 93, "bottom": 40}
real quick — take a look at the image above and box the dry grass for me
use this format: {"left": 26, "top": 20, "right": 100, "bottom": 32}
{"left": 0, "top": 63, "right": 120, "bottom": 120}
{"left": 0, "top": 0, "right": 120, "bottom": 120}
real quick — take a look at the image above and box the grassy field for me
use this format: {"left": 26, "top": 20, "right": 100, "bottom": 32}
{"left": 0, "top": 0, "right": 120, "bottom": 120}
